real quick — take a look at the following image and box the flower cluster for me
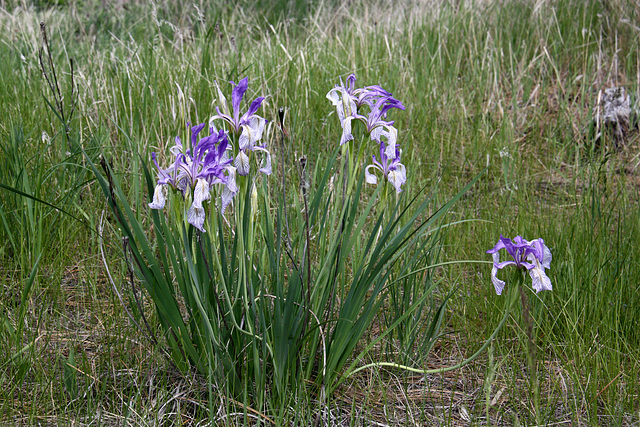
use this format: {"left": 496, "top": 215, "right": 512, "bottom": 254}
{"left": 209, "top": 77, "right": 271, "bottom": 177}
{"left": 486, "top": 235, "right": 552, "bottom": 295}
{"left": 326, "top": 74, "right": 407, "bottom": 192}
{"left": 150, "top": 77, "right": 270, "bottom": 232}
{"left": 149, "top": 123, "right": 237, "bottom": 232}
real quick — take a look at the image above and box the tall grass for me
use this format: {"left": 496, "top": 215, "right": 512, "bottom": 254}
{"left": 1, "top": 0, "right": 640, "bottom": 424}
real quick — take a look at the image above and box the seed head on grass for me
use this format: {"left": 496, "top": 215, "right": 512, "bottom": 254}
{"left": 486, "top": 235, "right": 552, "bottom": 295}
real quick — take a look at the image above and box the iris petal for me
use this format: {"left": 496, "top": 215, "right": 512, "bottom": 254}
{"left": 149, "top": 184, "right": 166, "bottom": 209}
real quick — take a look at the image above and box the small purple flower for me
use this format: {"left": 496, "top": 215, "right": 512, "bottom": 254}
{"left": 486, "top": 235, "right": 552, "bottom": 295}
{"left": 364, "top": 141, "right": 407, "bottom": 193}
{"left": 327, "top": 74, "right": 404, "bottom": 152}
{"left": 357, "top": 97, "right": 404, "bottom": 159}
{"left": 209, "top": 77, "right": 271, "bottom": 176}
{"left": 210, "top": 77, "right": 265, "bottom": 134}
{"left": 327, "top": 74, "right": 399, "bottom": 109}
{"left": 149, "top": 123, "right": 236, "bottom": 232}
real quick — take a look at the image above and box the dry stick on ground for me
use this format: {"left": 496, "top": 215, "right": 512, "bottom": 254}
{"left": 38, "top": 21, "right": 76, "bottom": 151}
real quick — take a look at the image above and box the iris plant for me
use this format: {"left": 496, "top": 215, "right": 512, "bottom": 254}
{"left": 486, "top": 235, "right": 552, "bottom": 295}
{"left": 149, "top": 123, "right": 236, "bottom": 231}
{"left": 209, "top": 77, "right": 271, "bottom": 177}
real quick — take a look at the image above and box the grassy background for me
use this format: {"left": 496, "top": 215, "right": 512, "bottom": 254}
{"left": 1, "top": 0, "right": 640, "bottom": 424}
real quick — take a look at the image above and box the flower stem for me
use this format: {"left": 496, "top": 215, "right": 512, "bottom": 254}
{"left": 518, "top": 272, "right": 541, "bottom": 424}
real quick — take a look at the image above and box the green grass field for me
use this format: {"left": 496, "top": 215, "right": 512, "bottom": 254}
{"left": 1, "top": 0, "right": 640, "bottom": 425}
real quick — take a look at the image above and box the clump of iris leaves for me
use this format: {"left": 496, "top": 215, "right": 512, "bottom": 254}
{"left": 90, "top": 72, "right": 494, "bottom": 417}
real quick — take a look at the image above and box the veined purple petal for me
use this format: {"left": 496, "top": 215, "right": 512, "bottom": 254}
{"left": 192, "top": 178, "right": 211, "bottom": 209}
{"left": 326, "top": 87, "right": 342, "bottom": 106}
{"left": 239, "top": 115, "right": 267, "bottom": 150}
{"left": 529, "top": 259, "right": 553, "bottom": 293}
{"left": 187, "top": 204, "right": 206, "bottom": 232}
{"left": 241, "top": 97, "right": 266, "bottom": 125}
{"left": 340, "top": 117, "right": 354, "bottom": 145}
{"left": 220, "top": 166, "right": 238, "bottom": 215}
{"left": 149, "top": 184, "right": 166, "bottom": 209}
{"left": 365, "top": 164, "right": 379, "bottom": 185}
{"left": 491, "top": 265, "right": 507, "bottom": 295}
{"left": 387, "top": 163, "right": 406, "bottom": 193}
{"left": 254, "top": 146, "right": 272, "bottom": 175}
{"left": 337, "top": 94, "right": 357, "bottom": 122}
{"left": 378, "top": 126, "right": 398, "bottom": 159}
{"left": 235, "top": 151, "right": 250, "bottom": 176}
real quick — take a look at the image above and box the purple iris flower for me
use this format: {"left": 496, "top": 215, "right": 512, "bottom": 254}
{"left": 149, "top": 123, "right": 236, "bottom": 232}
{"left": 326, "top": 78, "right": 358, "bottom": 145}
{"left": 209, "top": 77, "right": 271, "bottom": 176}
{"left": 210, "top": 77, "right": 265, "bottom": 134}
{"left": 486, "top": 235, "right": 552, "bottom": 295}
{"left": 357, "top": 96, "right": 404, "bottom": 159}
{"left": 327, "top": 74, "right": 398, "bottom": 109}
{"left": 326, "top": 74, "right": 404, "bottom": 151}
{"left": 364, "top": 141, "right": 407, "bottom": 193}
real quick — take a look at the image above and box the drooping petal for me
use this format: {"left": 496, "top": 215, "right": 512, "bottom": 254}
{"left": 254, "top": 146, "right": 272, "bottom": 175}
{"left": 187, "top": 204, "right": 206, "bottom": 232}
{"left": 149, "top": 184, "right": 166, "bottom": 209}
{"left": 220, "top": 166, "right": 238, "bottom": 214}
{"left": 235, "top": 151, "right": 251, "bottom": 176}
{"left": 541, "top": 243, "right": 552, "bottom": 269}
{"left": 529, "top": 238, "right": 552, "bottom": 269}
{"left": 326, "top": 87, "right": 342, "bottom": 106}
{"left": 382, "top": 126, "right": 398, "bottom": 159}
{"left": 337, "top": 94, "right": 357, "bottom": 122}
{"left": 387, "top": 163, "right": 406, "bottom": 193}
{"left": 340, "top": 116, "right": 354, "bottom": 145}
{"left": 364, "top": 164, "right": 379, "bottom": 185}
{"left": 529, "top": 262, "right": 552, "bottom": 293}
{"left": 491, "top": 265, "right": 507, "bottom": 295}
{"left": 239, "top": 115, "right": 266, "bottom": 150}
{"left": 192, "top": 178, "right": 211, "bottom": 208}
{"left": 491, "top": 252, "right": 507, "bottom": 295}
